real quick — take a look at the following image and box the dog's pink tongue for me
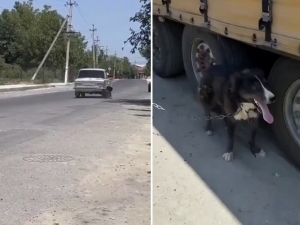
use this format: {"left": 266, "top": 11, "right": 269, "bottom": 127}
{"left": 256, "top": 99, "right": 274, "bottom": 124}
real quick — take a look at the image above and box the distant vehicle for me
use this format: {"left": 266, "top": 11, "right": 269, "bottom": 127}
{"left": 147, "top": 76, "right": 151, "bottom": 92}
{"left": 73, "top": 68, "right": 112, "bottom": 98}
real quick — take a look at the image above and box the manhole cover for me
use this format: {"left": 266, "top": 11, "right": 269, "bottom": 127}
{"left": 23, "top": 155, "right": 74, "bottom": 163}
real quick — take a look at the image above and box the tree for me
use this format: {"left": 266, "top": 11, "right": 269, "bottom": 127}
{"left": 140, "top": 44, "right": 150, "bottom": 68}
{"left": 120, "top": 57, "right": 135, "bottom": 78}
{"left": 0, "top": 0, "right": 136, "bottom": 83}
{"left": 0, "top": 0, "right": 88, "bottom": 82}
{"left": 125, "top": 0, "right": 150, "bottom": 66}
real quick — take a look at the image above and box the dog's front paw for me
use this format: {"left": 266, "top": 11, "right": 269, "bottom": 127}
{"left": 206, "top": 130, "right": 213, "bottom": 136}
{"left": 255, "top": 149, "right": 266, "bottom": 158}
{"left": 222, "top": 152, "right": 233, "bottom": 161}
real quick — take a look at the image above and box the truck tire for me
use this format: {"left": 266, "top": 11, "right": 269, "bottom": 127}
{"left": 153, "top": 16, "right": 184, "bottom": 77}
{"left": 182, "top": 25, "right": 249, "bottom": 89}
{"left": 268, "top": 57, "right": 300, "bottom": 167}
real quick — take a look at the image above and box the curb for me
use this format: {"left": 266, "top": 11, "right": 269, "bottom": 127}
{"left": 0, "top": 84, "right": 55, "bottom": 93}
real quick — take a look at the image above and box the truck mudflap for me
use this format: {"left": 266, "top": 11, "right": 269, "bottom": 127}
{"left": 258, "top": 0, "right": 272, "bottom": 45}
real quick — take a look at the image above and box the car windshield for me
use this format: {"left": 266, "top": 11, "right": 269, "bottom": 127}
{"left": 78, "top": 70, "right": 105, "bottom": 78}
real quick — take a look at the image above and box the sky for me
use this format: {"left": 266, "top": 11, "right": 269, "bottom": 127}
{"left": 0, "top": 0, "right": 147, "bottom": 65}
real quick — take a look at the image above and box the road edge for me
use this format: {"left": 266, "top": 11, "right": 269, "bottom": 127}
{"left": 0, "top": 79, "right": 120, "bottom": 93}
{"left": 0, "top": 84, "right": 57, "bottom": 93}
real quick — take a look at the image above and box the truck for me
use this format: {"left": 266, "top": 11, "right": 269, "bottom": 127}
{"left": 152, "top": 0, "right": 300, "bottom": 167}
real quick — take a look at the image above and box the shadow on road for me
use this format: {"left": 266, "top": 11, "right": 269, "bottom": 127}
{"left": 127, "top": 109, "right": 151, "bottom": 112}
{"left": 104, "top": 99, "right": 151, "bottom": 107}
{"left": 133, "top": 114, "right": 151, "bottom": 117}
{"left": 153, "top": 74, "right": 300, "bottom": 225}
{"left": 74, "top": 96, "right": 103, "bottom": 99}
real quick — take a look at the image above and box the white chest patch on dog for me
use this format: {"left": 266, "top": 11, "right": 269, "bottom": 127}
{"left": 234, "top": 103, "right": 259, "bottom": 121}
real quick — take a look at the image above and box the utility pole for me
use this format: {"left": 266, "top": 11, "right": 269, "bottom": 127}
{"left": 95, "top": 36, "right": 100, "bottom": 67}
{"left": 104, "top": 46, "right": 109, "bottom": 65}
{"left": 90, "top": 24, "right": 97, "bottom": 68}
{"left": 31, "top": 17, "right": 68, "bottom": 81}
{"left": 113, "top": 51, "right": 117, "bottom": 79}
{"left": 103, "top": 46, "right": 108, "bottom": 70}
{"left": 120, "top": 58, "right": 123, "bottom": 78}
{"left": 64, "top": 0, "right": 77, "bottom": 84}
{"left": 134, "top": 60, "right": 138, "bottom": 79}
{"left": 105, "top": 46, "right": 109, "bottom": 57}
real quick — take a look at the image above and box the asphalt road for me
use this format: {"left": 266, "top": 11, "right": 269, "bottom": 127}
{"left": 0, "top": 79, "right": 151, "bottom": 225}
{"left": 152, "top": 74, "right": 300, "bottom": 225}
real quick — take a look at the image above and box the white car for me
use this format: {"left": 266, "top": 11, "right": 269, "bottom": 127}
{"left": 147, "top": 77, "right": 151, "bottom": 92}
{"left": 73, "top": 68, "right": 112, "bottom": 98}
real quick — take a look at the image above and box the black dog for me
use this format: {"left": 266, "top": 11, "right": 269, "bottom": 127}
{"left": 106, "top": 86, "right": 113, "bottom": 99}
{"left": 197, "top": 65, "right": 276, "bottom": 161}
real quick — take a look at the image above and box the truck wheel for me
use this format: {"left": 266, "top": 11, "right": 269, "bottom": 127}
{"left": 75, "top": 91, "right": 80, "bottom": 98}
{"left": 81, "top": 93, "right": 85, "bottom": 98}
{"left": 153, "top": 16, "right": 184, "bottom": 77}
{"left": 182, "top": 25, "right": 249, "bottom": 89}
{"left": 268, "top": 57, "right": 300, "bottom": 167}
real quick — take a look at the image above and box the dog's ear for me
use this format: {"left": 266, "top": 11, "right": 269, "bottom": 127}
{"left": 249, "top": 68, "right": 265, "bottom": 78}
{"left": 253, "top": 69, "right": 267, "bottom": 83}
{"left": 243, "top": 68, "right": 267, "bottom": 83}
{"left": 229, "top": 72, "right": 241, "bottom": 93}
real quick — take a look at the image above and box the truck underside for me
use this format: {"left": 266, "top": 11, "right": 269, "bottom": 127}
{"left": 152, "top": 0, "right": 300, "bottom": 167}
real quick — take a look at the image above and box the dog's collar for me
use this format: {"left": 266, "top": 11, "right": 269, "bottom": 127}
{"left": 239, "top": 103, "right": 261, "bottom": 114}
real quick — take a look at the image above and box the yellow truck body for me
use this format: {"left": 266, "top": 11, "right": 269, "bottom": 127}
{"left": 153, "top": 0, "right": 300, "bottom": 58}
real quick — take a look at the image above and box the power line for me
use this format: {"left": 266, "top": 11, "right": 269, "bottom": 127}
{"left": 33, "top": 0, "right": 62, "bottom": 5}
{"left": 76, "top": 4, "right": 89, "bottom": 25}
{"left": 85, "top": 34, "right": 93, "bottom": 41}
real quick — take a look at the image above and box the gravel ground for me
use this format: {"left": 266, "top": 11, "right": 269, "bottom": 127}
{"left": 0, "top": 79, "right": 151, "bottom": 225}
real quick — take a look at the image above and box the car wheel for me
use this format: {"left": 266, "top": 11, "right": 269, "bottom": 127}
{"left": 102, "top": 90, "right": 108, "bottom": 98}
{"left": 75, "top": 91, "right": 80, "bottom": 98}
